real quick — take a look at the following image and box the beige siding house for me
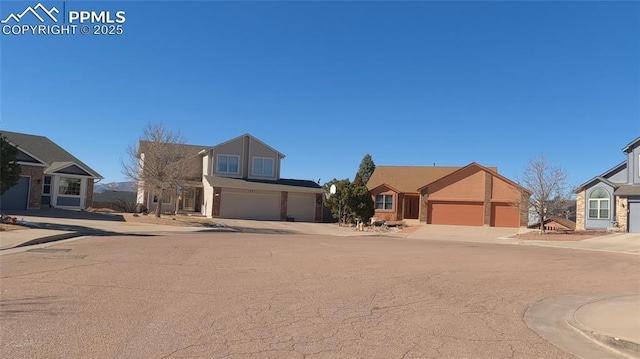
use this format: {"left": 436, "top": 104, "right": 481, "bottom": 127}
{"left": 137, "top": 134, "right": 325, "bottom": 222}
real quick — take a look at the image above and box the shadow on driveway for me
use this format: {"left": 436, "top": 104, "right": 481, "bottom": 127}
{"left": 4, "top": 209, "right": 125, "bottom": 222}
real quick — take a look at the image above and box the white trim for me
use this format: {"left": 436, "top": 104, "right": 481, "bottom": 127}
{"left": 16, "top": 161, "right": 47, "bottom": 167}
{"left": 51, "top": 174, "right": 87, "bottom": 209}
{"left": 215, "top": 154, "right": 240, "bottom": 175}
{"left": 251, "top": 156, "right": 275, "bottom": 177}
{"left": 8, "top": 143, "right": 49, "bottom": 166}
{"left": 45, "top": 161, "right": 100, "bottom": 179}
{"left": 587, "top": 187, "right": 611, "bottom": 219}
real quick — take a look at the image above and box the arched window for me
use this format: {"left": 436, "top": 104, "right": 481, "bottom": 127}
{"left": 588, "top": 188, "right": 610, "bottom": 219}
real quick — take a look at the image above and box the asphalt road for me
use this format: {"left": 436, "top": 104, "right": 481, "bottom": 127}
{"left": 1, "top": 232, "right": 638, "bottom": 358}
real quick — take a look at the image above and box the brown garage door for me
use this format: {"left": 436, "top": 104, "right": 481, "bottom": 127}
{"left": 428, "top": 201, "right": 483, "bottom": 226}
{"left": 490, "top": 203, "right": 520, "bottom": 227}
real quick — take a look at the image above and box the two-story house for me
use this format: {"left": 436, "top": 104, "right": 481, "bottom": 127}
{"left": 136, "top": 134, "right": 325, "bottom": 222}
{"left": 574, "top": 136, "right": 640, "bottom": 233}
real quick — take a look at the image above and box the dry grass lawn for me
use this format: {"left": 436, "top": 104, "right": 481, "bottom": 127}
{"left": 0, "top": 223, "right": 26, "bottom": 231}
{"left": 121, "top": 213, "right": 220, "bottom": 227}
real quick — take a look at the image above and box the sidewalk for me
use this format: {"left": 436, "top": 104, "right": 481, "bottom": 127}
{"left": 526, "top": 293, "right": 640, "bottom": 359}
{"left": 570, "top": 294, "right": 640, "bottom": 358}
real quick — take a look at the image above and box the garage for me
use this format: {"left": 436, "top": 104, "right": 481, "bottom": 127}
{"left": 287, "top": 193, "right": 316, "bottom": 222}
{"left": 0, "top": 176, "right": 30, "bottom": 211}
{"left": 490, "top": 203, "right": 520, "bottom": 227}
{"left": 428, "top": 201, "right": 483, "bottom": 226}
{"left": 629, "top": 200, "right": 640, "bottom": 233}
{"left": 220, "top": 188, "right": 281, "bottom": 220}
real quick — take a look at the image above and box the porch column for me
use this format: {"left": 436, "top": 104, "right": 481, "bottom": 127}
{"left": 419, "top": 190, "right": 429, "bottom": 223}
{"left": 212, "top": 187, "right": 221, "bottom": 217}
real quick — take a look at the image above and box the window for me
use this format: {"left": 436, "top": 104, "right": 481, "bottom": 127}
{"left": 42, "top": 176, "right": 51, "bottom": 194}
{"left": 375, "top": 194, "right": 393, "bottom": 210}
{"left": 588, "top": 188, "right": 610, "bottom": 219}
{"left": 58, "top": 177, "right": 81, "bottom": 196}
{"left": 153, "top": 195, "right": 171, "bottom": 204}
{"left": 217, "top": 155, "right": 239, "bottom": 173}
{"left": 252, "top": 157, "right": 274, "bottom": 176}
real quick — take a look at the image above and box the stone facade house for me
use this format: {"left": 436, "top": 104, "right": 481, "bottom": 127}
{"left": 574, "top": 136, "right": 640, "bottom": 233}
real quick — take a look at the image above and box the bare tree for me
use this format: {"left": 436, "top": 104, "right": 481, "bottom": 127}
{"left": 122, "top": 123, "right": 199, "bottom": 218}
{"left": 520, "top": 155, "right": 569, "bottom": 234}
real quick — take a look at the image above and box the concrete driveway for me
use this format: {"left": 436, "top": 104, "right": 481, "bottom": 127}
{"left": 1, "top": 232, "right": 638, "bottom": 358}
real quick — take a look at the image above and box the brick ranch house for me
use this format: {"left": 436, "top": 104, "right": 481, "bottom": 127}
{"left": 136, "top": 134, "right": 326, "bottom": 222}
{"left": 0, "top": 131, "right": 103, "bottom": 211}
{"left": 367, "top": 162, "right": 530, "bottom": 227}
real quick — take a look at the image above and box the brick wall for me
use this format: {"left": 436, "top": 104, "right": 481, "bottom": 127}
{"left": 575, "top": 190, "right": 585, "bottom": 230}
{"left": 483, "top": 172, "right": 492, "bottom": 226}
{"left": 212, "top": 187, "right": 221, "bottom": 217}
{"left": 20, "top": 165, "right": 44, "bottom": 209}
{"left": 615, "top": 196, "right": 628, "bottom": 232}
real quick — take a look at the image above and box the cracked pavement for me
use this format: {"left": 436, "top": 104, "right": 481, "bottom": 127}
{"left": 1, "top": 233, "right": 638, "bottom": 358}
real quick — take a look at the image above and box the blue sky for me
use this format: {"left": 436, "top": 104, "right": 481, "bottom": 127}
{"left": 2, "top": 1, "right": 639, "bottom": 189}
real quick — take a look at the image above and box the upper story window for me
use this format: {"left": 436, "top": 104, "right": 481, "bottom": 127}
{"left": 588, "top": 188, "right": 610, "bottom": 219}
{"left": 375, "top": 194, "right": 393, "bottom": 210}
{"left": 252, "top": 157, "right": 274, "bottom": 177}
{"left": 217, "top": 155, "right": 239, "bottom": 174}
{"left": 58, "top": 177, "right": 81, "bottom": 196}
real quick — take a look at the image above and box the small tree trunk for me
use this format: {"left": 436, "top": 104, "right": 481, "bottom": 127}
{"left": 155, "top": 201, "right": 162, "bottom": 218}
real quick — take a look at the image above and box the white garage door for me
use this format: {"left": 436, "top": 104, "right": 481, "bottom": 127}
{"left": 220, "top": 189, "right": 281, "bottom": 220}
{"left": 287, "top": 193, "right": 316, "bottom": 222}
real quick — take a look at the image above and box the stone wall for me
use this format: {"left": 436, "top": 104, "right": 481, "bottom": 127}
{"left": 575, "top": 190, "right": 585, "bottom": 230}
{"left": 615, "top": 196, "right": 628, "bottom": 232}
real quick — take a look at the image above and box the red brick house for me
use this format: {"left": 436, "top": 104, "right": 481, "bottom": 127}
{"left": 367, "top": 162, "right": 530, "bottom": 227}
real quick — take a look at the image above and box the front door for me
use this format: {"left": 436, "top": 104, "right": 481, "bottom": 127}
{"left": 404, "top": 196, "right": 420, "bottom": 219}
{"left": 183, "top": 188, "right": 196, "bottom": 211}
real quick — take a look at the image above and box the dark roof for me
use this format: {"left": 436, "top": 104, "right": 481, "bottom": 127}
{"left": 204, "top": 175, "right": 324, "bottom": 193}
{"left": 622, "top": 136, "right": 640, "bottom": 153}
{"left": 1, "top": 130, "right": 102, "bottom": 178}
{"left": 614, "top": 185, "right": 640, "bottom": 196}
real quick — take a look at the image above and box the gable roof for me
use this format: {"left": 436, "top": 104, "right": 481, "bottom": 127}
{"left": 574, "top": 161, "right": 626, "bottom": 192}
{"left": 212, "top": 133, "right": 286, "bottom": 158}
{"left": 1, "top": 130, "right": 103, "bottom": 178}
{"left": 527, "top": 217, "right": 576, "bottom": 230}
{"left": 366, "top": 166, "right": 462, "bottom": 193}
{"left": 417, "top": 162, "right": 532, "bottom": 195}
{"left": 622, "top": 136, "right": 640, "bottom": 153}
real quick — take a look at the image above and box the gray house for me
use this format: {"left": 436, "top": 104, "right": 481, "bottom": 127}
{"left": 575, "top": 136, "right": 640, "bottom": 233}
